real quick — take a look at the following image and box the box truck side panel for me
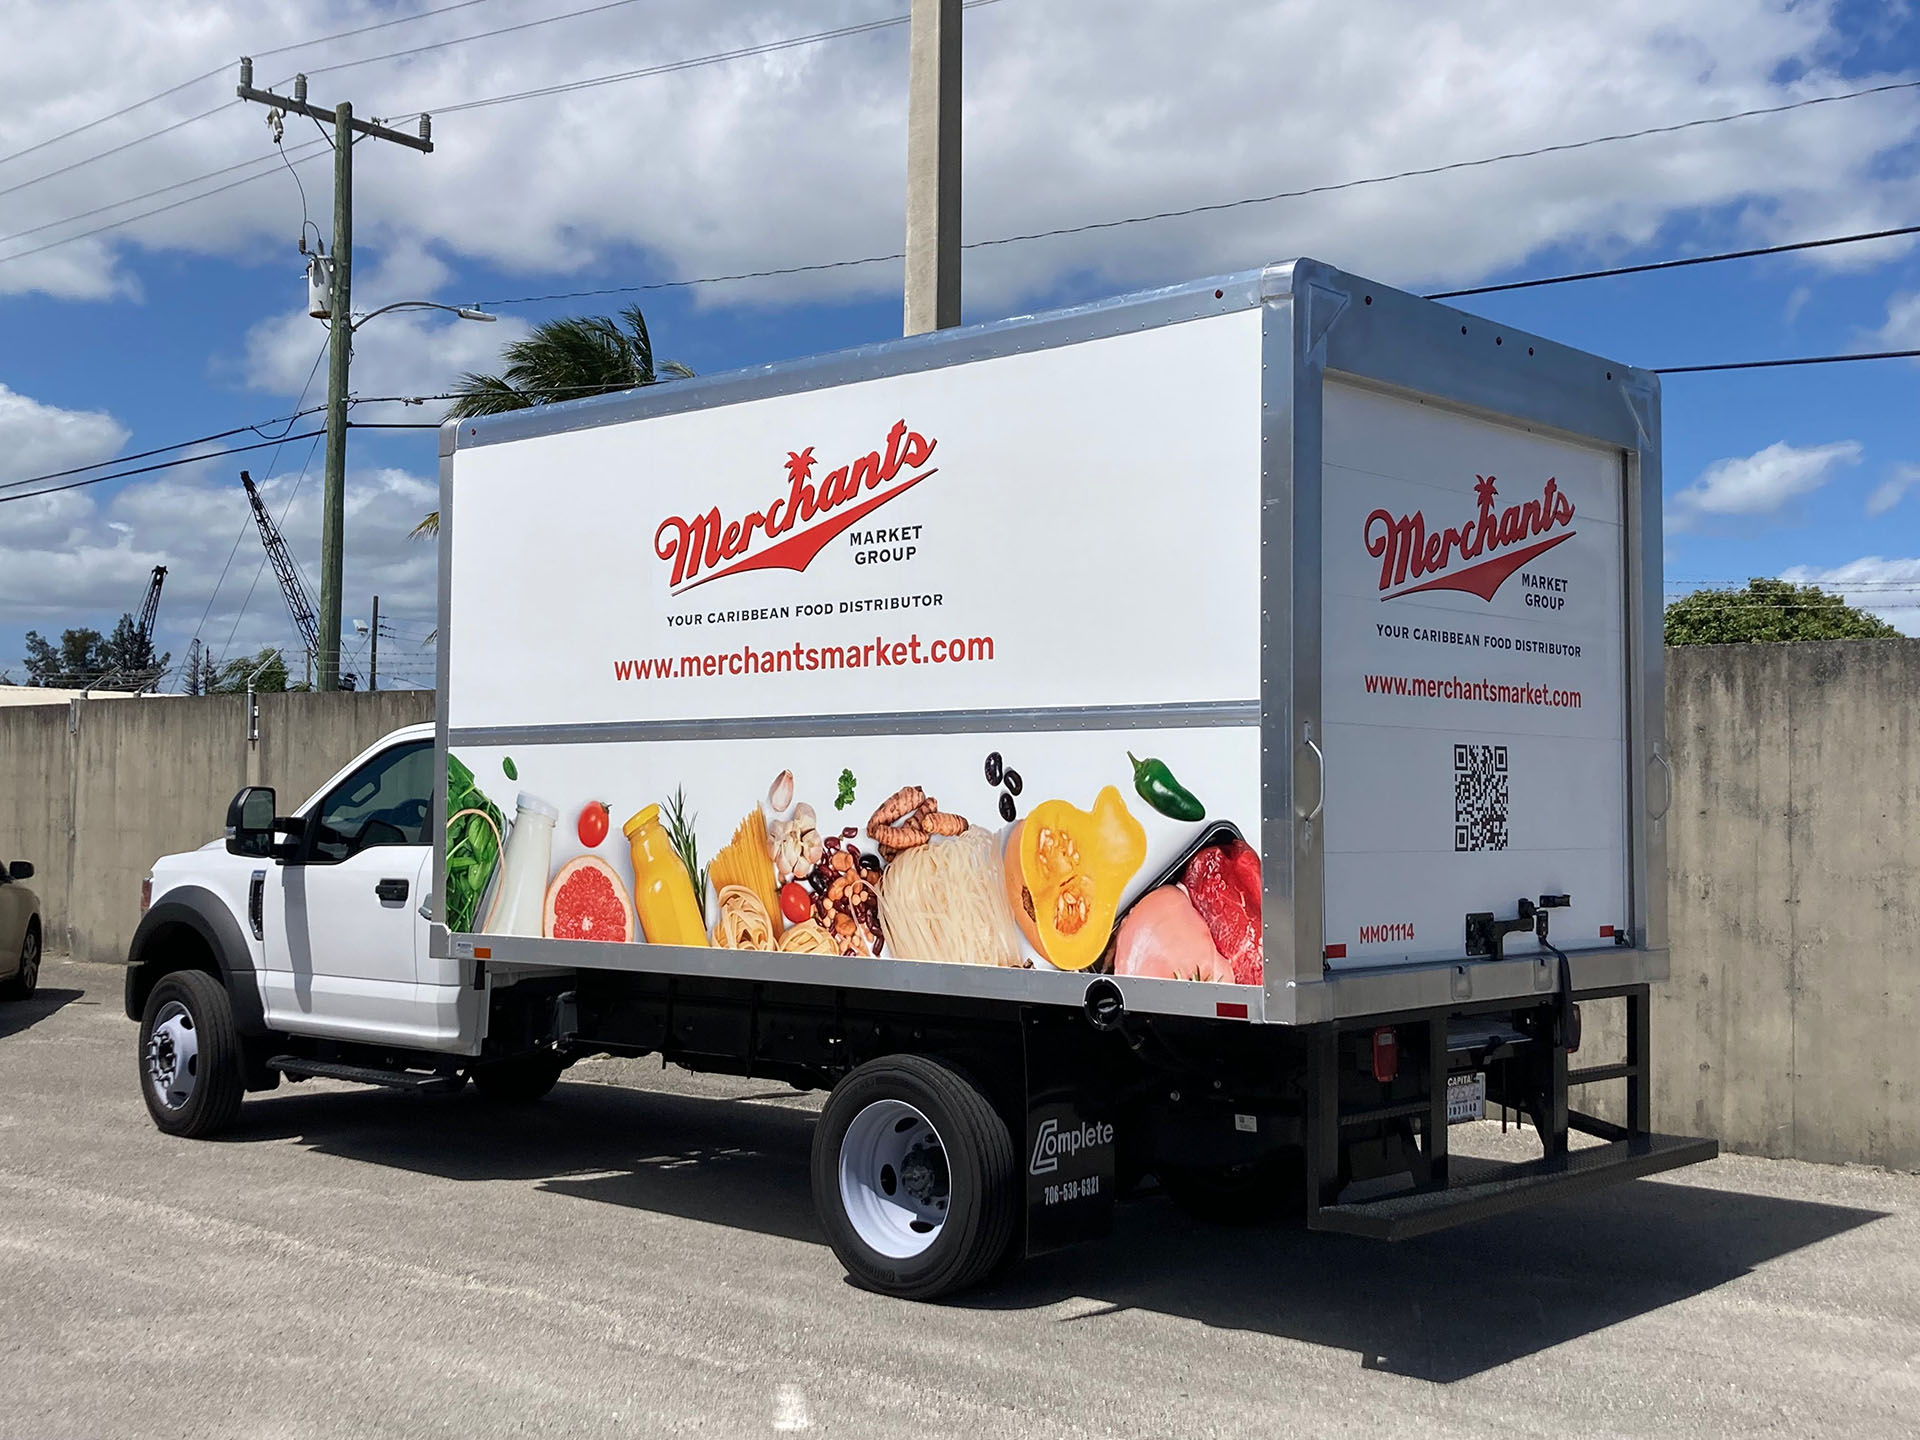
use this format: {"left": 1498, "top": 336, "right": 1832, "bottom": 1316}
{"left": 440, "top": 308, "right": 1274, "bottom": 1011}
{"left": 1318, "top": 379, "right": 1630, "bottom": 968}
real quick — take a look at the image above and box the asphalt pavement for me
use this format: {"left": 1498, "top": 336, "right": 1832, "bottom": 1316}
{"left": 3, "top": 956, "right": 1916, "bottom": 1439}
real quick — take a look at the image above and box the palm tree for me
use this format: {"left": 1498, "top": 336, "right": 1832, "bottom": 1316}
{"left": 413, "top": 304, "right": 691, "bottom": 536}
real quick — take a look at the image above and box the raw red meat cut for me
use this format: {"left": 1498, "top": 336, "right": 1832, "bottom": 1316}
{"left": 1183, "top": 842, "right": 1263, "bottom": 986}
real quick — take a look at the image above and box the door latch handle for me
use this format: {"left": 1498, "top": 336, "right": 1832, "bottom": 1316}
{"left": 376, "top": 877, "right": 410, "bottom": 903}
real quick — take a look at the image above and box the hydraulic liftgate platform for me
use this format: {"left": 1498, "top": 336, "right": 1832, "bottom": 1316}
{"left": 1305, "top": 984, "right": 1718, "bottom": 1241}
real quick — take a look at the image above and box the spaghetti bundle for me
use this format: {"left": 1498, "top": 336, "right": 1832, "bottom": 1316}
{"left": 877, "top": 827, "right": 1024, "bottom": 968}
{"left": 708, "top": 807, "right": 783, "bottom": 940}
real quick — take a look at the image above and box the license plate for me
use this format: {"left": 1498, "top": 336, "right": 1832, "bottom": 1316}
{"left": 1447, "top": 1072, "right": 1486, "bottom": 1124}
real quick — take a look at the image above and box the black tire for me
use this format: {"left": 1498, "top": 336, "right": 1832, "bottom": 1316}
{"left": 811, "top": 1055, "right": 1018, "bottom": 1301}
{"left": 0, "top": 921, "right": 37, "bottom": 1000}
{"left": 1160, "top": 1151, "right": 1307, "bottom": 1227}
{"left": 473, "top": 1051, "right": 565, "bottom": 1104}
{"left": 138, "top": 970, "right": 244, "bottom": 1138}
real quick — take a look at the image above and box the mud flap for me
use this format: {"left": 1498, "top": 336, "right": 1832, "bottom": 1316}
{"left": 1020, "top": 1009, "right": 1117, "bottom": 1256}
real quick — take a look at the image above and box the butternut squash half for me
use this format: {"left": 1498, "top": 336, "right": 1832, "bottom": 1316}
{"left": 1002, "top": 786, "right": 1147, "bottom": 971}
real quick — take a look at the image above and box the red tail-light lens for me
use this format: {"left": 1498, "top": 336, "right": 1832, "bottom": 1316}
{"left": 1371, "top": 1026, "right": 1398, "bottom": 1084}
{"left": 140, "top": 877, "right": 152, "bottom": 915}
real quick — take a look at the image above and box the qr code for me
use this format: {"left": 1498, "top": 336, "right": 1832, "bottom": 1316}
{"left": 1454, "top": 743, "right": 1509, "bottom": 852}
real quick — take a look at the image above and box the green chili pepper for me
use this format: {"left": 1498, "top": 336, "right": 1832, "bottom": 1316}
{"left": 1127, "top": 752, "right": 1205, "bottom": 822}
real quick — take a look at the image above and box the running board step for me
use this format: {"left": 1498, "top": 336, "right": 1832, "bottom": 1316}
{"left": 269, "top": 1055, "right": 464, "bottom": 1094}
{"left": 1309, "top": 1132, "right": 1719, "bottom": 1241}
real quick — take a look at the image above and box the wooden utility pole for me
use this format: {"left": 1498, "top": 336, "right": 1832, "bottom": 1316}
{"left": 236, "top": 60, "right": 432, "bottom": 690}
{"left": 903, "top": 0, "right": 961, "bottom": 334}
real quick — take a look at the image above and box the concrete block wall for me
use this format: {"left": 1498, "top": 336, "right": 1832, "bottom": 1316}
{"left": 0, "top": 690, "right": 431, "bottom": 965}
{"left": 1655, "top": 640, "right": 1919, "bottom": 1169}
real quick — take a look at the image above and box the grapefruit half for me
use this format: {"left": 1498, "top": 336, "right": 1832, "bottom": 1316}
{"left": 542, "top": 856, "right": 637, "bottom": 943}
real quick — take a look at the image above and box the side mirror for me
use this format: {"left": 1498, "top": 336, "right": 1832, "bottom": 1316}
{"left": 226, "top": 787, "right": 278, "bottom": 858}
{"left": 7, "top": 861, "right": 32, "bottom": 881}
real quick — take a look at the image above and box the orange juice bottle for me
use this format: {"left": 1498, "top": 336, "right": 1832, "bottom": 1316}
{"left": 623, "top": 804, "right": 708, "bottom": 947}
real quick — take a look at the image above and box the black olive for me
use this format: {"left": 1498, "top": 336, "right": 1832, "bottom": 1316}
{"left": 1003, "top": 768, "right": 1023, "bottom": 796}
{"left": 999, "top": 791, "right": 1017, "bottom": 823}
{"left": 984, "top": 751, "right": 1003, "bottom": 785}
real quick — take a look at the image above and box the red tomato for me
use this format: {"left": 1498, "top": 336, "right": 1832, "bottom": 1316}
{"left": 779, "top": 882, "right": 813, "bottom": 924}
{"left": 577, "top": 802, "right": 610, "bottom": 848}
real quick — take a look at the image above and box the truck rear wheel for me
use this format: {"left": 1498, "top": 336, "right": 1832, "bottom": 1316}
{"left": 812, "top": 1055, "right": 1017, "bottom": 1301}
{"left": 138, "top": 970, "right": 244, "bottom": 1139}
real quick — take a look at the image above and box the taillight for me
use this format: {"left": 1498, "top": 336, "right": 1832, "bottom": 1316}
{"left": 1371, "top": 1026, "right": 1398, "bottom": 1083}
{"left": 140, "top": 877, "right": 152, "bottom": 915}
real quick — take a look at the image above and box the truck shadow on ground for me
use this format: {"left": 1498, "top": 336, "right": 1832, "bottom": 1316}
{"left": 235, "top": 1076, "right": 1888, "bottom": 1384}
{"left": 0, "top": 988, "right": 82, "bottom": 1041}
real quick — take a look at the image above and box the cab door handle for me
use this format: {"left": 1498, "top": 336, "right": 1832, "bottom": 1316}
{"left": 376, "top": 878, "right": 410, "bottom": 903}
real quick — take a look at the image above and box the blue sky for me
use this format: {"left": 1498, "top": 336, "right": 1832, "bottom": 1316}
{"left": 2, "top": 0, "right": 1917, "bottom": 688}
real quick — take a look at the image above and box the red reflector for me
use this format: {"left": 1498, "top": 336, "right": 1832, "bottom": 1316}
{"left": 1599, "top": 924, "right": 1615, "bottom": 938}
{"left": 473, "top": 946, "right": 492, "bottom": 960}
{"left": 140, "top": 877, "right": 152, "bottom": 916}
{"left": 1215, "top": 1001, "right": 1249, "bottom": 1019}
{"left": 1372, "top": 1026, "right": 1398, "bottom": 1084}
{"left": 1324, "top": 943, "right": 1347, "bottom": 959}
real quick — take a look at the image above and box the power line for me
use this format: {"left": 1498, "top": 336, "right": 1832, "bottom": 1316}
{"left": 0, "top": 0, "right": 504, "bottom": 174}
{"left": 1656, "top": 348, "right": 1920, "bottom": 374}
{"left": 0, "top": 432, "right": 327, "bottom": 506}
{"left": 417, "top": 0, "right": 1008, "bottom": 118}
{"left": 0, "top": 138, "right": 329, "bottom": 250}
{"left": 0, "top": 401, "right": 330, "bottom": 494}
{"left": 303, "top": 0, "right": 650, "bottom": 81}
{"left": 0, "top": 144, "right": 332, "bottom": 268}
{"left": 0, "top": 99, "right": 241, "bottom": 205}
{"left": 1426, "top": 223, "right": 1920, "bottom": 300}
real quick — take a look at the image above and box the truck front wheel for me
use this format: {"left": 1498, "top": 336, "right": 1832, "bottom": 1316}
{"left": 138, "top": 970, "right": 244, "bottom": 1138}
{"left": 811, "top": 1055, "right": 1017, "bottom": 1301}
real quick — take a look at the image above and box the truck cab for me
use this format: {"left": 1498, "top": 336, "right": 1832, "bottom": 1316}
{"left": 125, "top": 724, "right": 551, "bottom": 1136}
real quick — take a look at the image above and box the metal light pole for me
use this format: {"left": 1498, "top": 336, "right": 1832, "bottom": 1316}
{"left": 903, "top": 0, "right": 962, "bottom": 335}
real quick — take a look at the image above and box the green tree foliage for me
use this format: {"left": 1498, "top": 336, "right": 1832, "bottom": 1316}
{"left": 413, "top": 304, "right": 691, "bottom": 537}
{"left": 207, "top": 648, "right": 308, "bottom": 694}
{"left": 1664, "top": 578, "right": 1901, "bottom": 645}
{"left": 21, "top": 619, "right": 169, "bottom": 689}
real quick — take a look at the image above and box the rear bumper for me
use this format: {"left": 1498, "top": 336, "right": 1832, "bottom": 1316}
{"left": 1309, "top": 1131, "right": 1719, "bottom": 1241}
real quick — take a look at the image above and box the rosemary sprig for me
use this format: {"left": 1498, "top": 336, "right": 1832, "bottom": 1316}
{"left": 662, "top": 785, "right": 706, "bottom": 910}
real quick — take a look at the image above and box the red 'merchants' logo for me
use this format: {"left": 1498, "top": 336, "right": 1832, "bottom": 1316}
{"left": 1365, "top": 474, "right": 1575, "bottom": 602}
{"left": 655, "top": 420, "right": 937, "bottom": 592}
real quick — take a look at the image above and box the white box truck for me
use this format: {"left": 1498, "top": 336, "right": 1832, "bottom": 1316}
{"left": 128, "top": 259, "right": 1713, "bottom": 1299}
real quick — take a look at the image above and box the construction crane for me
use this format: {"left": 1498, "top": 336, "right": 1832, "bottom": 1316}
{"left": 129, "top": 565, "right": 167, "bottom": 691}
{"left": 241, "top": 470, "right": 354, "bottom": 689}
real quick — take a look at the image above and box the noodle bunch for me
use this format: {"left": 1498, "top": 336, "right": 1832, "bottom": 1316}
{"left": 877, "top": 827, "right": 1024, "bottom": 968}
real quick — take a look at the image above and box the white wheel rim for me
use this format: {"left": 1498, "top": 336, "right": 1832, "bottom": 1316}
{"left": 145, "top": 1001, "right": 199, "bottom": 1111}
{"left": 838, "top": 1099, "right": 950, "bottom": 1259}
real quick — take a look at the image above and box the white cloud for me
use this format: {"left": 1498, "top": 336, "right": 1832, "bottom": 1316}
{"left": 0, "top": 384, "right": 128, "bottom": 484}
{"left": 1872, "top": 290, "right": 1920, "bottom": 348}
{"left": 1779, "top": 556, "right": 1920, "bottom": 635}
{"left": 1866, "top": 464, "right": 1919, "bottom": 517}
{"left": 0, "top": 456, "right": 439, "bottom": 687}
{"left": 0, "top": 1, "right": 1916, "bottom": 311}
{"left": 1667, "top": 439, "right": 1862, "bottom": 531}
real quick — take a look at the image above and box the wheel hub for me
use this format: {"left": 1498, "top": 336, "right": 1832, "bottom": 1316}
{"left": 838, "top": 1099, "right": 951, "bottom": 1259}
{"left": 145, "top": 1003, "right": 199, "bottom": 1111}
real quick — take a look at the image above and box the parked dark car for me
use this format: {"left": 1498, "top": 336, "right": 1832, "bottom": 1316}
{"left": 0, "top": 860, "right": 41, "bottom": 1000}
